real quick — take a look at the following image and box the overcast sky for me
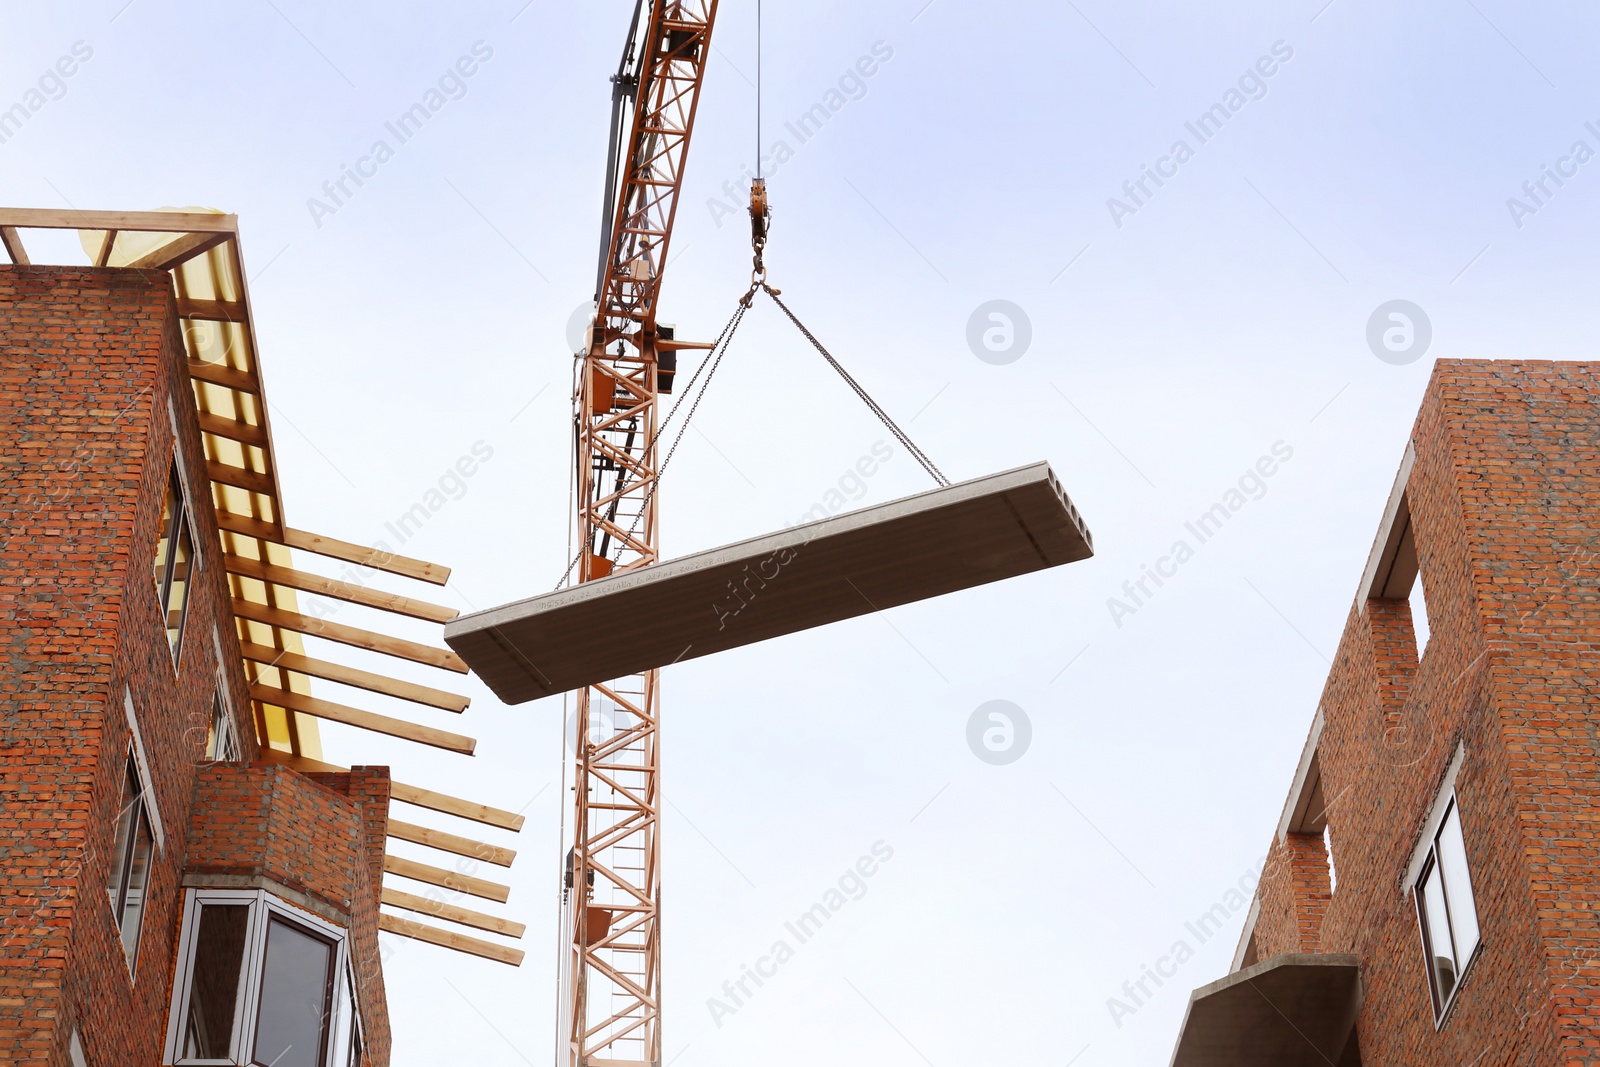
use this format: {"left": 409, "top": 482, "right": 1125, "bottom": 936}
{"left": 4, "top": 1, "right": 1599, "bottom": 1064}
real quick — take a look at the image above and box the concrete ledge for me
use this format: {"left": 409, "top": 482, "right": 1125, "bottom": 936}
{"left": 1171, "top": 953, "right": 1361, "bottom": 1067}
{"left": 446, "top": 462, "right": 1093, "bottom": 704}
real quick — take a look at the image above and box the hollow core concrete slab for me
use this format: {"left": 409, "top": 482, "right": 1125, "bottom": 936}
{"left": 445, "top": 461, "right": 1093, "bottom": 704}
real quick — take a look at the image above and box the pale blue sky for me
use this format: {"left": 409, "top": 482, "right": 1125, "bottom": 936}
{"left": 4, "top": 1, "right": 1598, "bottom": 1064}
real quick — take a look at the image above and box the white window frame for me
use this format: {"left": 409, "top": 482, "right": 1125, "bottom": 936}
{"left": 107, "top": 747, "right": 156, "bottom": 978}
{"left": 154, "top": 462, "right": 200, "bottom": 667}
{"left": 1412, "top": 791, "right": 1483, "bottom": 1024}
{"left": 162, "top": 888, "right": 364, "bottom": 1067}
{"left": 205, "top": 687, "right": 242, "bottom": 763}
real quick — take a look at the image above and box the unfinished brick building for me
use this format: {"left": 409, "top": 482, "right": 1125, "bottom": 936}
{"left": 0, "top": 210, "right": 525, "bottom": 1067}
{"left": 1170, "top": 359, "right": 1600, "bottom": 1065}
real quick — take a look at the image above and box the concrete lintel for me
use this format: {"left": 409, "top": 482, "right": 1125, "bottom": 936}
{"left": 1276, "top": 706, "right": 1328, "bottom": 843}
{"left": 1357, "top": 441, "right": 1418, "bottom": 607}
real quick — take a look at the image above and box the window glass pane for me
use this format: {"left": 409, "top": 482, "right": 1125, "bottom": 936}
{"left": 154, "top": 476, "right": 177, "bottom": 596}
{"left": 328, "top": 968, "right": 354, "bottom": 1067}
{"left": 1437, "top": 803, "right": 1481, "bottom": 962}
{"left": 1420, "top": 861, "right": 1457, "bottom": 1006}
{"left": 183, "top": 903, "right": 250, "bottom": 1059}
{"left": 119, "top": 810, "right": 153, "bottom": 965}
{"left": 106, "top": 761, "right": 138, "bottom": 913}
{"left": 206, "top": 694, "right": 233, "bottom": 761}
{"left": 166, "top": 518, "right": 194, "bottom": 648}
{"left": 253, "top": 918, "right": 333, "bottom": 1067}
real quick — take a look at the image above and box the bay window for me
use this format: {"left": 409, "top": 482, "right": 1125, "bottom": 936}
{"left": 164, "top": 889, "right": 365, "bottom": 1067}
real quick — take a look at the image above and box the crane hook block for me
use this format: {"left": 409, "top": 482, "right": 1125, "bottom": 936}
{"left": 749, "top": 178, "right": 770, "bottom": 244}
{"left": 749, "top": 178, "right": 771, "bottom": 284}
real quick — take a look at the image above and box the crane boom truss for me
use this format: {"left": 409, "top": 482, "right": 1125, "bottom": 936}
{"left": 565, "top": 3, "right": 720, "bottom": 1065}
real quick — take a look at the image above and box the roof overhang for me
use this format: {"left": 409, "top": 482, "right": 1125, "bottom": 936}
{"left": 1170, "top": 953, "right": 1361, "bottom": 1067}
{"left": 445, "top": 461, "right": 1094, "bottom": 704}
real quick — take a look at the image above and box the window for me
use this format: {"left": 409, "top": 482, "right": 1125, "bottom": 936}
{"left": 205, "top": 690, "right": 241, "bottom": 762}
{"left": 154, "top": 466, "right": 197, "bottom": 659}
{"left": 164, "top": 890, "right": 365, "bottom": 1067}
{"left": 1414, "top": 795, "right": 1481, "bottom": 1019}
{"left": 106, "top": 753, "right": 155, "bottom": 972}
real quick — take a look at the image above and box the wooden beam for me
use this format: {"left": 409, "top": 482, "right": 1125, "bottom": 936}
{"left": 0, "top": 226, "right": 28, "bottom": 266}
{"left": 176, "top": 296, "right": 248, "bottom": 323}
{"left": 386, "top": 819, "right": 514, "bottom": 867}
{"left": 378, "top": 913, "right": 524, "bottom": 967}
{"left": 381, "top": 887, "right": 526, "bottom": 938}
{"left": 198, "top": 413, "right": 268, "bottom": 448}
{"left": 287, "top": 529, "right": 451, "bottom": 587}
{"left": 255, "top": 749, "right": 524, "bottom": 832}
{"left": 93, "top": 230, "right": 117, "bottom": 268}
{"left": 240, "top": 641, "right": 469, "bottom": 713}
{"left": 126, "top": 230, "right": 232, "bottom": 271}
{"left": 230, "top": 598, "right": 467, "bottom": 674}
{"left": 391, "top": 782, "right": 525, "bottom": 833}
{"left": 383, "top": 854, "right": 509, "bottom": 903}
{"left": 215, "top": 511, "right": 450, "bottom": 586}
{"left": 226, "top": 555, "right": 459, "bottom": 624}
{"left": 247, "top": 683, "right": 475, "bottom": 756}
{"left": 187, "top": 358, "right": 258, "bottom": 393}
{"left": 0, "top": 208, "right": 239, "bottom": 234}
{"left": 207, "top": 460, "right": 275, "bottom": 497}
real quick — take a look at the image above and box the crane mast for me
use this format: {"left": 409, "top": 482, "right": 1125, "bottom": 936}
{"left": 563, "top": 3, "right": 720, "bottom": 1064}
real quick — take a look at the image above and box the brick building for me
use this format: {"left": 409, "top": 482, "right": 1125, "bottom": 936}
{"left": 1170, "top": 359, "right": 1600, "bottom": 1065}
{"left": 0, "top": 210, "right": 526, "bottom": 1067}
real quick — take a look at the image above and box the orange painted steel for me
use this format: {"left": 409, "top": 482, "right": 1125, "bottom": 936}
{"left": 565, "top": 3, "right": 720, "bottom": 1064}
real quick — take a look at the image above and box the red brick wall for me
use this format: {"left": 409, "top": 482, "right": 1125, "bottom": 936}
{"left": 0, "top": 266, "right": 392, "bottom": 1067}
{"left": 186, "top": 763, "right": 391, "bottom": 1065}
{"left": 314, "top": 767, "right": 392, "bottom": 1066}
{"left": 1245, "top": 360, "right": 1600, "bottom": 1065}
{"left": 1254, "top": 832, "right": 1332, "bottom": 955}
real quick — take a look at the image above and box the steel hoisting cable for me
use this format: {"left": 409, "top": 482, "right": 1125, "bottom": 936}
{"left": 756, "top": 0, "right": 762, "bottom": 180}
{"left": 760, "top": 283, "right": 950, "bottom": 488}
{"left": 607, "top": 295, "right": 751, "bottom": 564}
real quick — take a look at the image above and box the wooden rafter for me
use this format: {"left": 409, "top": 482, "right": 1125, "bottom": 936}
{"left": 261, "top": 750, "right": 524, "bottom": 832}
{"left": 384, "top": 854, "right": 510, "bottom": 903}
{"left": 249, "top": 684, "right": 476, "bottom": 755}
{"left": 386, "top": 819, "right": 516, "bottom": 867}
{"left": 239, "top": 642, "right": 469, "bottom": 712}
{"left": 231, "top": 599, "right": 467, "bottom": 673}
{"left": 0, "top": 225, "right": 28, "bottom": 265}
{"left": 380, "top": 914, "right": 524, "bottom": 968}
{"left": 381, "top": 887, "right": 526, "bottom": 938}
{"left": 224, "top": 555, "right": 458, "bottom": 623}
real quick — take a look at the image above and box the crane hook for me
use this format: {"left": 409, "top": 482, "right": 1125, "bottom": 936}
{"left": 749, "top": 177, "right": 771, "bottom": 286}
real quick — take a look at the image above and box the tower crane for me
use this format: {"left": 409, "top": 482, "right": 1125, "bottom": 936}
{"left": 562, "top": 2, "right": 723, "bottom": 1063}
{"left": 532, "top": 3, "right": 1065, "bottom": 1061}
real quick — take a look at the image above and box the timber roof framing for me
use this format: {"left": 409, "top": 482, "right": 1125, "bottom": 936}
{"left": 0, "top": 206, "right": 524, "bottom": 967}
